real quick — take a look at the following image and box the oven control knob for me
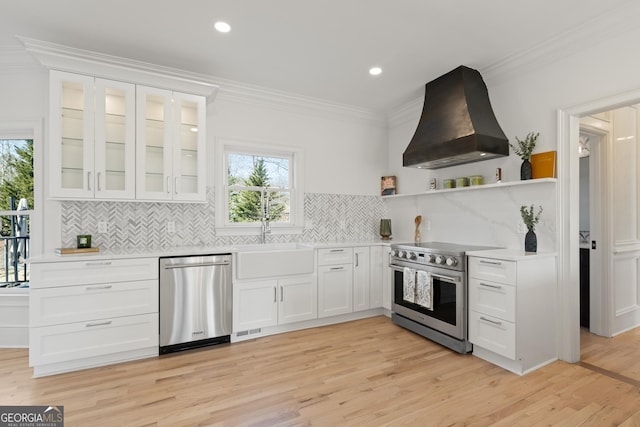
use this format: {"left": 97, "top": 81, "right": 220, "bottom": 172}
{"left": 427, "top": 255, "right": 436, "bottom": 263}
{"left": 407, "top": 252, "right": 417, "bottom": 260}
{"left": 398, "top": 250, "right": 406, "bottom": 258}
{"left": 446, "top": 257, "right": 458, "bottom": 266}
{"left": 390, "top": 249, "right": 398, "bottom": 257}
{"left": 435, "top": 255, "right": 444, "bottom": 264}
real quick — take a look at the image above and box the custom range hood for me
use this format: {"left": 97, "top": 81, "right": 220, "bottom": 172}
{"left": 403, "top": 65, "right": 509, "bottom": 169}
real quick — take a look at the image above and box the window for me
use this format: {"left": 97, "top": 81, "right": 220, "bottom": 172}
{"left": 216, "top": 140, "right": 304, "bottom": 234}
{"left": 0, "top": 139, "right": 33, "bottom": 287}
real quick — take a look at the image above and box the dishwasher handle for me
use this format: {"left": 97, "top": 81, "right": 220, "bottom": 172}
{"left": 163, "top": 261, "right": 230, "bottom": 270}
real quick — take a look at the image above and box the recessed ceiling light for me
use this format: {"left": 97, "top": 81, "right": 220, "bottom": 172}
{"left": 214, "top": 21, "right": 231, "bottom": 33}
{"left": 369, "top": 66, "right": 382, "bottom": 76}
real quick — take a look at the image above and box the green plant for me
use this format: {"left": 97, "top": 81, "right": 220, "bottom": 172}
{"left": 510, "top": 131, "right": 539, "bottom": 161}
{"left": 520, "top": 204, "right": 543, "bottom": 231}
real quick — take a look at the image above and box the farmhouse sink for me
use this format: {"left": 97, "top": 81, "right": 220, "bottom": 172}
{"left": 235, "top": 243, "right": 314, "bottom": 280}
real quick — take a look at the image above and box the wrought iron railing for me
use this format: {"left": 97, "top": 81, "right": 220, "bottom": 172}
{"left": 0, "top": 199, "right": 30, "bottom": 288}
{"left": 0, "top": 235, "right": 29, "bottom": 287}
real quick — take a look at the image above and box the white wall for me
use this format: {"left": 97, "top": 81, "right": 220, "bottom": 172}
{"left": 209, "top": 94, "right": 388, "bottom": 196}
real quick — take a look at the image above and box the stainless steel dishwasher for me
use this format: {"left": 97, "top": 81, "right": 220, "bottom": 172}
{"left": 159, "top": 254, "right": 232, "bottom": 354}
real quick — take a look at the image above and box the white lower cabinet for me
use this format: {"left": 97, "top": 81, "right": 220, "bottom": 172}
{"left": 381, "top": 246, "right": 392, "bottom": 310}
{"left": 29, "top": 257, "right": 159, "bottom": 377}
{"left": 233, "top": 275, "right": 317, "bottom": 332}
{"left": 318, "top": 248, "right": 354, "bottom": 318}
{"left": 467, "top": 251, "right": 557, "bottom": 375}
{"left": 30, "top": 313, "right": 158, "bottom": 366}
{"left": 353, "top": 247, "right": 371, "bottom": 312}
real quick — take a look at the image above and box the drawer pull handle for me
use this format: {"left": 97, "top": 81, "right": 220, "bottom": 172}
{"left": 329, "top": 249, "right": 344, "bottom": 253}
{"left": 479, "top": 260, "right": 502, "bottom": 266}
{"left": 479, "top": 316, "right": 502, "bottom": 326}
{"left": 479, "top": 282, "right": 502, "bottom": 289}
{"left": 84, "top": 261, "right": 113, "bottom": 267}
{"left": 85, "top": 285, "right": 113, "bottom": 290}
{"left": 330, "top": 267, "right": 344, "bottom": 271}
{"left": 86, "top": 320, "right": 112, "bottom": 328}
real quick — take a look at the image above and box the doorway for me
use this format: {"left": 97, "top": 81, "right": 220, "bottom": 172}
{"left": 559, "top": 91, "right": 640, "bottom": 364}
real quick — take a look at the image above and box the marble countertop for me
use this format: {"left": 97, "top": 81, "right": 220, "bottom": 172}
{"left": 29, "top": 240, "right": 391, "bottom": 263}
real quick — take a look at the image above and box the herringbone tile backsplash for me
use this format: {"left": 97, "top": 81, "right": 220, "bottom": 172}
{"left": 60, "top": 189, "right": 386, "bottom": 249}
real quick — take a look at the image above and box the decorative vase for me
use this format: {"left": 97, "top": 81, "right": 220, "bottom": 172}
{"left": 525, "top": 229, "right": 537, "bottom": 252}
{"left": 521, "top": 159, "right": 532, "bottom": 180}
{"left": 380, "top": 219, "right": 392, "bottom": 240}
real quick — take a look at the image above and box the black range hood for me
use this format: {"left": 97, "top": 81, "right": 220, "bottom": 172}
{"left": 403, "top": 65, "right": 509, "bottom": 169}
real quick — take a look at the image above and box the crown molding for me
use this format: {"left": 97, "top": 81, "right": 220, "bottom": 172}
{"left": 17, "top": 36, "right": 219, "bottom": 99}
{"left": 16, "top": 36, "right": 384, "bottom": 126}
{"left": 214, "top": 77, "right": 386, "bottom": 126}
{"left": 387, "top": 0, "right": 640, "bottom": 127}
{"left": 480, "top": 0, "right": 640, "bottom": 84}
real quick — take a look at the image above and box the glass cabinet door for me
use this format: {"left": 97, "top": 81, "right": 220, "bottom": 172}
{"left": 49, "top": 70, "right": 95, "bottom": 198}
{"left": 136, "top": 86, "right": 173, "bottom": 200}
{"left": 173, "top": 93, "right": 206, "bottom": 201}
{"left": 94, "top": 78, "right": 135, "bottom": 199}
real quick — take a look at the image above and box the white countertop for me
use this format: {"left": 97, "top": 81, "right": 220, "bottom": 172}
{"left": 466, "top": 248, "right": 558, "bottom": 261}
{"left": 28, "top": 240, "right": 391, "bottom": 263}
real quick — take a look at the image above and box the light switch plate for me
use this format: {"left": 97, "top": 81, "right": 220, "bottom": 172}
{"left": 167, "top": 221, "right": 175, "bottom": 233}
{"left": 98, "top": 221, "right": 108, "bottom": 234}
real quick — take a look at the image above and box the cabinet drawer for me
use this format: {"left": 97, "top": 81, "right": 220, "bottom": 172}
{"left": 30, "top": 257, "right": 158, "bottom": 288}
{"left": 29, "top": 313, "right": 158, "bottom": 366}
{"left": 469, "top": 310, "right": 516, "bottom": 359}
{"left": 468, "top": 257, "right": 516, "bottom": 285}
{"left": 468, "top": 278, "right": 516, "bottom": 322}
{"left": 31, "top": 279, "right": 158, "bottom": 327}
{"left": 317, "top": 248, "right": 353, "bottom": 266}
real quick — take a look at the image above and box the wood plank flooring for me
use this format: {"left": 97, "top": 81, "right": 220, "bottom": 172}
{"left": 3, "top": 316, "right": 640, "bottom": 426}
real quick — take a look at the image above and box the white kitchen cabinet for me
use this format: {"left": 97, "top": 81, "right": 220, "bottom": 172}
{"left": 353, "top": 247, "right": 371, "bottom": 312}
{"left": 29, "top": 256, "right": 159, "bottom": 377}
{"left": 467, "top": 251, "right": 557, "bottom": 375}
{"left": 233, "top": 275, "right": 317, "bottom": 332}
{"left": 317, "top": 248, "right": 353, "bottom": 318}
{"left": 381, "top": 246, "right": 392, "bottom": 310}
{"left": 369, "top": 246, "right": 384, "bottom": 310}
{"left": 49, "top": 70, "right": 136, "bottom": 199}
{"left": 136, "top": 86, "right": 206, "bottom": 201}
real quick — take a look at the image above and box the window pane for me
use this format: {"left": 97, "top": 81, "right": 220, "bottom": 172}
{"left": 268, "top": 191, "right": 290, "bottom": 223}
{"left": 228, "top": 153, "right": 289, "bottom": 188}
{"left": 228, "top": 189, "right": 262, "bottom": 223}
{"left": 228, "top": 190, "right": 291, "bottom": 224}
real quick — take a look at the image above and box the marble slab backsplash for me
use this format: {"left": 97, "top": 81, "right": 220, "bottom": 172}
{"left": 60, "top": 189, "right": 386, "bottom": 249}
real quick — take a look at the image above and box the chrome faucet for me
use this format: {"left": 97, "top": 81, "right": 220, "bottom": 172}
{"left": 260, "top": 188, "right": 271, "bottom": 244}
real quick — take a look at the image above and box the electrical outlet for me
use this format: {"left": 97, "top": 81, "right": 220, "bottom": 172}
{"left": 339, "top": 219, "right": 346, "bottom": 230}
{"left": 426, "top": 220, "right": 431, "bottom": 231}
{"left": 98, "top": 221, "right": 108, "bottom": 234}
{"left": 167, "top": 221, "right": 175, "bottom": 233}
{"left": 517, "top": 222, "right": 525, "bottom": 234}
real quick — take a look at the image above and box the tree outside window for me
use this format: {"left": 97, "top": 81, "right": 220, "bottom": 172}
{"left": 0, "top": 139, "right": 33, "bottom": 286}
{"left": 227, "top": 153, "right": 291, "bottom": 224}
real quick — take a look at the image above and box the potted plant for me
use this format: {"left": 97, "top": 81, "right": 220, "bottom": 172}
{"left": 510, "top": 131, "right": 539, "bottom": 180}
{"left": 520, "top": 204, "right": 542, "bottom": 252}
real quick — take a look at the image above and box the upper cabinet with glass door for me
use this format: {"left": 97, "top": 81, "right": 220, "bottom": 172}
{"left": 49, "top": 70, "right": 135, "bottom": 200}
{"left": 136, "top": 86, "right": 206, "bottom": 202}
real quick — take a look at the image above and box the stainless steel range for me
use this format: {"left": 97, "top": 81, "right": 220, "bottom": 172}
{"left": 390, "top": 241, "right": 494, "bottom": 353}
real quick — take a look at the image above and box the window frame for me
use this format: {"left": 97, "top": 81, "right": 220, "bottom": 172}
{"left": 215, "top": 138, "right": 304, "bottom": 236}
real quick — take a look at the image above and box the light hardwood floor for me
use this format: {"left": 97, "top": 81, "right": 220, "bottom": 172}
{"left": 3, "top": 316, "right": 640, "bottom": 426}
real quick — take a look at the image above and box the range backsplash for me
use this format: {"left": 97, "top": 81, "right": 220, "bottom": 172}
{"left": 60, "top": 189, "right": 386, "bottom": 249}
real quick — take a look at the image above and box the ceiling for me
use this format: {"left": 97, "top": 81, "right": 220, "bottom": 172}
{"left": 0, "top": 0, "right": 634, "bottom": 112}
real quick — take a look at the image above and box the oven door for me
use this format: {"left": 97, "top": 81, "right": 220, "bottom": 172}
{"left": 391, "top": 263, "right": 466, "bottom": 340}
